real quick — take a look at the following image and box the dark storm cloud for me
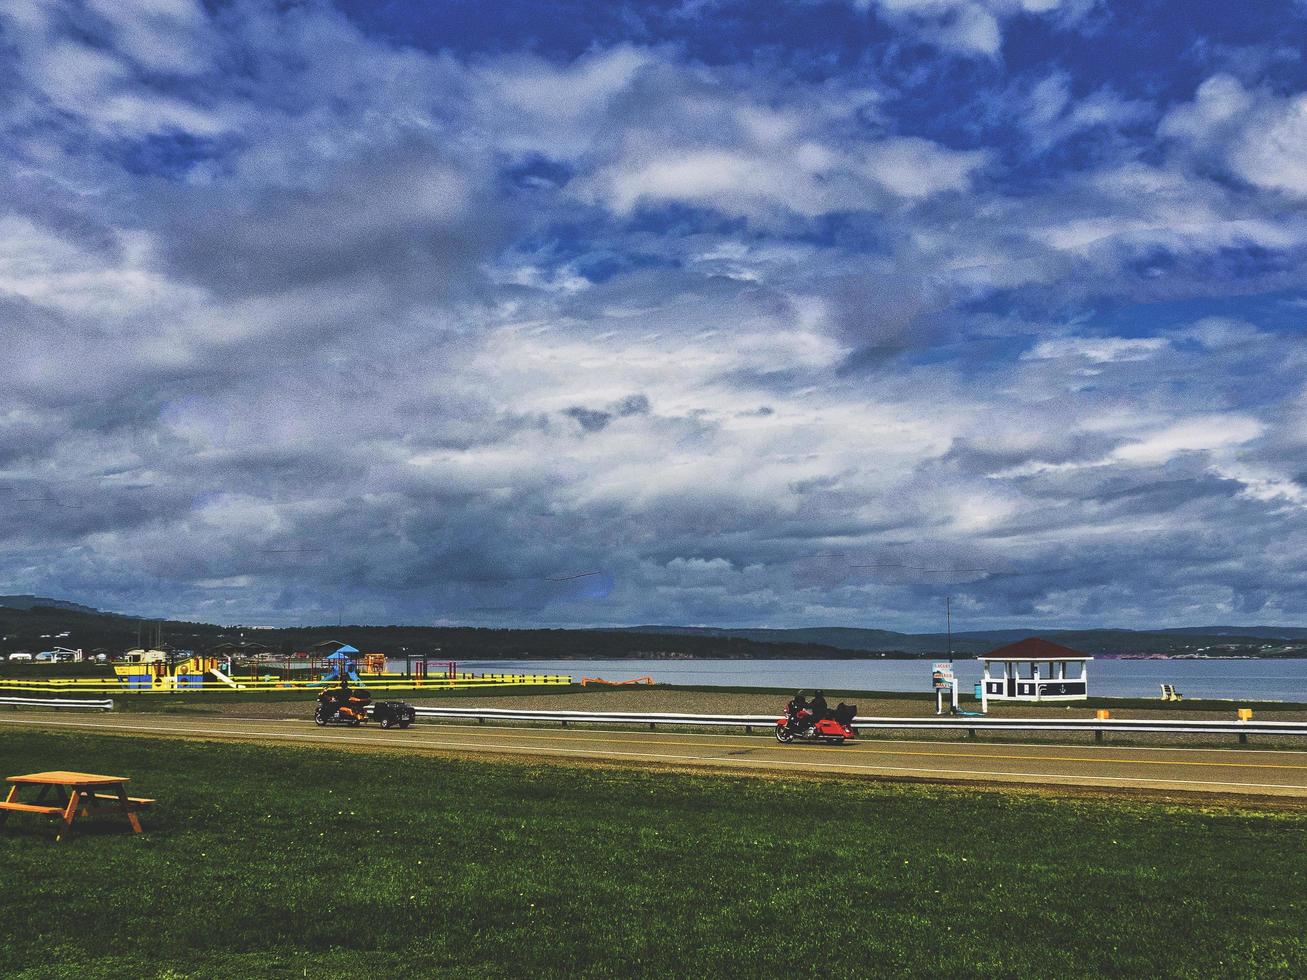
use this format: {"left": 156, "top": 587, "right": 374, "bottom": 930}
{"left": 563, "top": 393, "right": 651, "bottom": 432}
{"left": 156, "top": 148, "right": 505, "bottom": 300}
{"left": 935, "top": 432, "right": 1124, "bottom": 477}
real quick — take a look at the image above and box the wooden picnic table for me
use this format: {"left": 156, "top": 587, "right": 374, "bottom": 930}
{"left": 0, "top": 771, "right": 153, "bottom": 841}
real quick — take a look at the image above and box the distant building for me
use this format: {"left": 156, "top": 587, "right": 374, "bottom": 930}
{"left": 120, "top": 648, "right": 168, "bottom": 665}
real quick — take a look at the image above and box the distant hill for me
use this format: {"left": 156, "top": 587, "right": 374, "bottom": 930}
{"left": 611, "top": 624, "right": 1307, "bottom": 656}
{"left": 0, "top": 595, "right": 109, "bottom": 616}
{"left": 2, "top": 596, "right": 1306, "bottom": 659}
{"left": 1154, "top": 625, "right": 1307, "bottom": 640}
{"left": 0, "top": 598, "right": 859, "bottom": 661}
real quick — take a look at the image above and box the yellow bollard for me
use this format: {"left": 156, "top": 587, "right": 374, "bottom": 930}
{"left": 1238, "top": 708, "right": 1253, "bottom": 721}
{"left": 1096, "top": 709, "right": 1110, "bottom": 720}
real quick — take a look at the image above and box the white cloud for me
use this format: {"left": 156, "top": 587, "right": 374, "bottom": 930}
{"left": 1112, "top": 416, "right": 1265, "bottom": 465}
{"left": 866, "top": 0, "right": 1091, "bottom": 57}
{"left": 1158, "top": 74, "right": 1254, "bottom": 145}
{"left": 577, "top": 130, "right": 982, "bottom": 217}
{"left": 1016, "top": 73, "right": 1152, "bottom": 153}
{"left": 84, "top": 0, "right": 212, "bottom": 76}
{"left": 2, "top": 3, "right": 231, "bottom": 137}
{"left": 1230, "top": 94, "right": 1307, "bottom": 197}
{"left": 860, "top": 137, "right": 987, "bottom": 198}
{"left": 1023, "top": 337, "right": 1168, "bottom": 362}
{"left": 594, "top": 149, "right": 792, "bottom": 214}
{"left": 1162, "top": 74, "right": 1307, "bottom": 198}
{"left": 1027, "top": 161, "right": 1304, "bottom": 256}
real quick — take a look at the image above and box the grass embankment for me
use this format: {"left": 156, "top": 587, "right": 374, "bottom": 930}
{"left": 0, "top": 731, "right": 1304, "bottom": 978}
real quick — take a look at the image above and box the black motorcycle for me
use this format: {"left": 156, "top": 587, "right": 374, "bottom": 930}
{"left": 314, "top": 686, "right": 371, "bottom": 726}
{"left": 372, "top": 700, "right": 416, "bottom": 729}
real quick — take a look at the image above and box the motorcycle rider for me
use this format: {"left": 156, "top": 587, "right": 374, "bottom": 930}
{"left": 347, "top": 686, "right": 372, "bottom": 717}
{"left": 788, "top": 692, "right": 811, "bottom": 731}
{"left": 317, "top": 685, "right": 339, "bottom": 721}
{"left": 320, "top": 679, "right": 359, "bottom": 720}
{"left": 809, "top": 690, "right": 829, "bottom": 722}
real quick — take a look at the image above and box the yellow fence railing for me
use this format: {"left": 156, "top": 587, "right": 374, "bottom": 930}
{"left": 0, "top": 673, "right": 573, "bottom": 695}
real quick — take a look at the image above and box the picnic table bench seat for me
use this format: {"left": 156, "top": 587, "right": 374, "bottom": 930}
{"left": 0, "top": 801, "right": 66, "bottom": 815}
{"left": 84, "top": 792, "right": 156, "bottom": 808}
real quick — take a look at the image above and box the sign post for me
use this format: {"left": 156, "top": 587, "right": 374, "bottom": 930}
{"left": 932, "top": 662, "right": 958, "bottom": 715}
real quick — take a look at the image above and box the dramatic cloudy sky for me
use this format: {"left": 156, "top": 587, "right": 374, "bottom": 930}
{"left": 2, "top": 0, "right": 1307, "bottom": 629}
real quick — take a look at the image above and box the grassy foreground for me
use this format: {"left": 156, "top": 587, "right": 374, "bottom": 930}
{"left": 0, "top": 733, "right": 1304, "bottom": 978}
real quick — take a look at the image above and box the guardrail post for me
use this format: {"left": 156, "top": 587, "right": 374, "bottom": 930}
{"left": 1095, "top": 729, "right": 1104, "bottom": 744}
{"left": 745, "top": 725, "right": 752, "bottom": 734}
{"left": 1239, "top": 732, "right": 1249, "bottom": 745}
{"left": 649, "top": 722, "right": 656, "bottom": 730}
{"left": 967, "top": 727, "right": 976, "bottom": 738}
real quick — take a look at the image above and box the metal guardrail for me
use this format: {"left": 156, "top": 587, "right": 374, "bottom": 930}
{"left": 0, "top": 696, "right": 114, "bottom": 711}
{"left": 848, "top": 716, "right": 1307, "bottom": 737}
{"left": 411, "top": 706, "right": 780, "bottom": 728}
{"left": 407, "top": 706, "right": 1307, "bottom": 740}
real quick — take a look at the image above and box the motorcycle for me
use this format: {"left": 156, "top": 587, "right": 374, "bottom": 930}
{"left": 775, "top": 696, "right": 857, "bottom": 745}
{"left": 372, "top": 700, "right": 416, "bottom": 729}
{"left": 314, "top": 686, "right": 372, "bottom": 727}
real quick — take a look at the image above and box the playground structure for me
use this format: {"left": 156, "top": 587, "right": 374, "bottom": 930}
{"left": 317, "top": 646, "right": 386, "bottom": 683}
{"left": 114, "top": 656, "right": 241, "bottom": 691}
{"left": 7, "top": 650, "right": 571, "bottom": 694}
{"left": 406, "top": 657, "right": 458, "bottom": 680}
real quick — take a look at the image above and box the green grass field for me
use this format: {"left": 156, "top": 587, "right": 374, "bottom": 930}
{"left": 0, "top": 731, "right": 1304, "bottom": 978}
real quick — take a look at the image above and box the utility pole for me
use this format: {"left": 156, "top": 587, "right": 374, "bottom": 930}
{"left": 946, "top": 595, "right": 952, "bottom": 664}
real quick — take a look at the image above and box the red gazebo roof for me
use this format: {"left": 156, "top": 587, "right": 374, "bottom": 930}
{"left": 980, "top": 637, "right": 1092, "bottom": 661}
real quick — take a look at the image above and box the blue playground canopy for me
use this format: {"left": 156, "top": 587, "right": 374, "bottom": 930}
{"left": 323, "top": 645, "right": 361, "bottom": 681}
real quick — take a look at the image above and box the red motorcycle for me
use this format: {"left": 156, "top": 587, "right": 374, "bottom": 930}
{"left": 775, "top": 694, "right": 857, "bottom": 745}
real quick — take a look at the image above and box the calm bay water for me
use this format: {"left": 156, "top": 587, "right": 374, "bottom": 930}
{"left": 442, "top": 657, "right": 1307, "bottom": 702}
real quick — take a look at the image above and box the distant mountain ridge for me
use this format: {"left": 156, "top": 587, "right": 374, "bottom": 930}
{"left": 2, "top": 596, "right": 1306, "bottom": 658}
{"left": 0, "top": 595, "right": 110, "bottom": 616}
{"left": 615, "top": 624, "right": 1307, "bottom": 655}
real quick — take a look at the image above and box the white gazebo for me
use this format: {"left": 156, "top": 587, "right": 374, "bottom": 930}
{"left": 978, "top": 637, "right": 1092, "bottom": 713}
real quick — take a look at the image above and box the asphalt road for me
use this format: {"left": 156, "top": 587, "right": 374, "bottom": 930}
{"left": 5, "top": 712, "right": 1307, "bottom": 798}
